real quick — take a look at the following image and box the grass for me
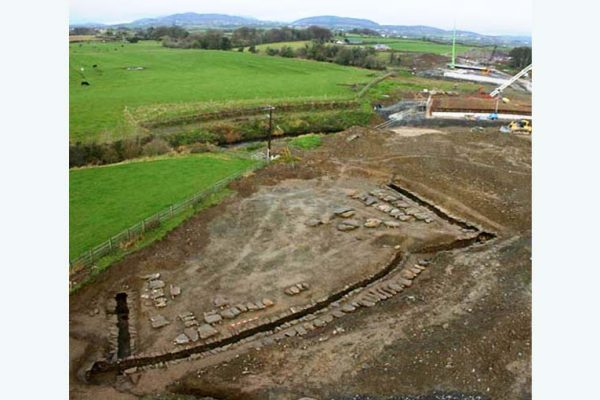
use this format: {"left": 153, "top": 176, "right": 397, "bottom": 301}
{"left": 69, "top": 152, "right": 259, "bottom": 259}
{"left": 344, "top": 34, "right": 475, "bottom": 55}
{"left": 70, "top": 188, "right": 233, "bottom": 293}
{"left": 253, "top": 40, "right": 312, "bottom": 52}
{"left": 70, "top": 40, "right": 373, "bottom": 143}
{"left": 289, "top": 133, "right": 322, "bottom": 149}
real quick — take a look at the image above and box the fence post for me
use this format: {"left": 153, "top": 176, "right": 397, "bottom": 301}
{"left": 88, "top": 249, "right": 93, "bottom": 265}
{"left": 141, "top": 219, "right": 145, "bottom": 233}
{"left": 127, "top": 228, "right": 131, "bottom": 241}
{"left": 108, "top": 237, "right": 113, "bottom": 251}
{"left": 170, "top": 205, "right": 174, "bottom": 216}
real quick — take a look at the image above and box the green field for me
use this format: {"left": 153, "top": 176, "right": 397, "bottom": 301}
{"left": 70, "top": 41, "right": 373, "bottom": 143}
{"left": 253, "top": 40, "right": 312, "bottom": 52}
{"left": 69, "top": 153, "right": 258, "bottom": 259}
{"left": 344, "top": 35, "right": 473, "bottom": 55}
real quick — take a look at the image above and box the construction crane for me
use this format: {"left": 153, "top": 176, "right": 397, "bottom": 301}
{"left": 490, "top": 64, "right": 532, "bottom": 98}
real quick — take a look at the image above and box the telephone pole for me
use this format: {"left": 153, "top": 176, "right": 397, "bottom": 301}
{"left": 265, "top": 105, "right": 275, "bottom": 161}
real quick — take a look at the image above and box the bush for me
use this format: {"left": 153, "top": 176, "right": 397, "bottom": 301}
{"left": 189, "top": 142, "right": 218, "bottom": 153}
{"left": 121, "top": 139, "right": 142, "bottom": 159}
{"left": 142, "top": 138, "right": 172, "bottom": 156}
{"left": 289, "top": 134, "right": 322, "bottom": 149}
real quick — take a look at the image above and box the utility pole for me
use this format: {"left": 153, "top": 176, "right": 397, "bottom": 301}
{"left": 451, "top": 24, "right": 456, "bottom": 69}
{"left": 265, "top": 105, "right": 274, "bottom": 161}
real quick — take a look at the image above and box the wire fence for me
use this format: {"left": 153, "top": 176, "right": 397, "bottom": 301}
{"left": 69, "top": 162, "right": 264, "bottom": 274}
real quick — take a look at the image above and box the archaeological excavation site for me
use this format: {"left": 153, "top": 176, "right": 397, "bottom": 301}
{"left": 70, "top": 126, "right": 531, "bottom": 400}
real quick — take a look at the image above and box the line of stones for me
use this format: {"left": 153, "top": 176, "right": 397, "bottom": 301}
{"left": 118, "top": 256, "right": 430, "bottom": 376}
{"left": 89, "top": 250, "right": 407, "bottom": 377}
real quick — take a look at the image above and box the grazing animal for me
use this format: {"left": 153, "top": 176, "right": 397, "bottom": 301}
{"left": 81, "top": 81, "right": 90, "bottom": 86}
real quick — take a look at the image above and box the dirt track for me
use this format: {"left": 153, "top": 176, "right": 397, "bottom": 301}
{"left": 70, "top": 126, "right": 531, "bottom": 400}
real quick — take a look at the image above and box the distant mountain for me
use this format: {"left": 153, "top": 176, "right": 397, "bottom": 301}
{"left": 119, "top": 13, "right": 273, "bottom": 28}
{"left": 68, "top": 12, "right": 530, "bottom": 46}
{"left": 292, "top": 16, "right": 379, "bottom": 29}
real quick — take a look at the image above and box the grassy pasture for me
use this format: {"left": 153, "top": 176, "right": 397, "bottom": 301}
{"left": 69, "top": 153, "right": 258, "bottom": 259}
{"left": 253, "top": 41, "right": 312, "bottom": 52}
{"left": 70, "top": 41, "right": 373, "bottom": 143}
{"left": 344, "top": 34, "right": 473, "bottom": 55}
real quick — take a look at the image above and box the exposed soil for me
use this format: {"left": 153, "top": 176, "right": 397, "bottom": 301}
{"left": 70, "top": 125, "right": 531, "bottom": 400}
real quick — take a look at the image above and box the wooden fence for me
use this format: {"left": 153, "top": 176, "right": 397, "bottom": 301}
{"left": 69, "top": 163, "right": 263, "bottom": 273}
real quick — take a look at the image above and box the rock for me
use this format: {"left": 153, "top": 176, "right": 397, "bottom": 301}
{"left": 337, "top": 219, "right": 361, "bottom": 231}
{"left": 204, "top": 313, "right": 222, "bottom": 324}
{"left": 295, "top": 326, "right": 308, "bottom": 336}
{"left": 376, "top": 204, "right": 392, "bottom": 213}
{"left": 384, "top": 220, "right": 401, "bottom": 228}
{"left": 364, "top": 218, "right": 382, "bottom": 228}
{"left": 346, "top": 189, "right": 359, "bottom": 197}
{"left": 401, "top": 269, "right": 417, "bottom": 279}
{"left": 150, "top": 289, "right": 165, "bottom": 300}
{"left": 313, "top": 319, "right": 326, "bottom": 328}
{"left": 405, "top": 207, "right": 421, "bottom": 215}
{"left": 305, "top": 218, "right": 322, "bottom": 227}
{"left": 169, "top": 285, "right": 181, "bottom": 298}
{"left": 148, "top": 280, "right": 165, "bottom": 290}
{"left": 184, "top": 319, "right": 198, "bottom": 328}
{"left": 337, "top": 223, "right": 357, "bottom": 232}
{"left": 154, "top": 297, "right": 168, "bottom": 308}
{"left": 340, "top": 210, "right": 356, "bottom": 218}
{"left": 300, "top": 282, "right": 310, "bottom": 290}
{"left": 178, "top": 312, "right": 194, "bottom": 320}
{"left": 358, "top": 299, "right": 376, "bottom": 307}
{"left": 389, "top": 209, "right": 403, "bottom": 217}
{"left": 341, "top": 304, "right": 356, "bottom": 313}
{"left": 143, "top": 273, "right": 160, "bottom": 281}
{"left": 393, "top": 201, "right": 410, "bottom": 208}
{"left": 262, "top": 298, "right": 274, "bottom": 307}
{"left": 388, "top": 283, "right": 403, "bottom": 292}
{"left": 332, "top": 310, "right": 345, "bottom": 318}
{"left": 247, "top": 301, "right": 260, "bottom": 311}
{"left": 149, "top": 315, "right": 170, "bottom": 329}
{"left": 174, "top": 334, "right": 190, "bottom": 345}
{"left": 398, "top": 278, "right": 413, "bottom": 287}
{"left": 213, "top": 294, "right": 230, "bottom": 308}
{"left": 198, "top": 323, "right": 219, "bottom": 339}
{"left": 220, "top": 309, "right": 237, "bottom": 319}
{"left": 347, "top": 134, "right": 360, "bottom": 142}
{"left": 235, "top": 303, "right": 248, "bottom": 312}
{"left": 364, "top": 196, "right": 378, "bottom": 206}
{"left": 289, "top": 286, "right": 301, "bottom": 295}
{"left": 396, "top": 215, "right": 412, "bottom": 222}
{"left": 184, "top": 327, "right": 199, "bottom": 342}
{"left": 333, "top": 206, "right": 354, "bottom": 216}
{"left": 284, "top": 330, "right": 297, "bottom": 337}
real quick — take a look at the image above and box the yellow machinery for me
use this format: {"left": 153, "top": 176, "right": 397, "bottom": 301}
{"left": 508, "top": 119, "right": 532, "bottom": 134}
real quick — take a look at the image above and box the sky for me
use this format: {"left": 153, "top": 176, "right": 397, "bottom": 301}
{"left": 70, "top": 0, "right": 532, "bottom": 36}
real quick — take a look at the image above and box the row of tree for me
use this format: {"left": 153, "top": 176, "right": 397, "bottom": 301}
{"left": 160, "top": 26, "right": 334, "bottom": 50}
{"left": 265, "top": 42, "right": 394, "bottom": 70}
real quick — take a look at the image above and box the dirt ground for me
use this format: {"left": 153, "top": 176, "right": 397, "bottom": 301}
{"left": 70, "top": 126, "right": 531, "bottom": 400}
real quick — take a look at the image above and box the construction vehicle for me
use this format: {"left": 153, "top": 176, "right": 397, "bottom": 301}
{"left": 500, "top": 119, "right": 532, "bottom": 134}
{"left": 490, "top": 64, "right": 532, "bottom": 98}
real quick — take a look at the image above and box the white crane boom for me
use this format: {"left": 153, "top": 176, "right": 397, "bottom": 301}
{"left": 490, "top": 64, "right": 532, "bottom": 98}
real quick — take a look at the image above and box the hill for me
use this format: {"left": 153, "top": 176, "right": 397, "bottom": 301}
{"left": 121, "top": 12, "right": 270, "bottom": 28}
{"left": 69, "top": 13, "right": 530, "bottom": 46}
{"left": 292, "top": 15, "right": 379, "bottom": 29}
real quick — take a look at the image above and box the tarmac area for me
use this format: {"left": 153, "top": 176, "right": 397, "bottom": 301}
{"left": 70, "top": 126, "right": 531, "bottom": 400}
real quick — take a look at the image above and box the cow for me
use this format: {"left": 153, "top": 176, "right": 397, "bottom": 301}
{"left": 81, "top": 81, "right": 90, "bottom": 86}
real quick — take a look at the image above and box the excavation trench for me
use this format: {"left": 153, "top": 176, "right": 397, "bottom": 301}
{"left": 115, "top": 293, "right": 131, "bottom": 359}
{"left": 388, "top": 182, "right": 480, "bottom": 231}
{"left": 87, "top": 183, "right": 496, "bottom": 380}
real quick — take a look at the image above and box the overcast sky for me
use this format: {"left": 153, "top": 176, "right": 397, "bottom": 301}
{"left": 70, "top": 0, "right": 532, "bottom": 36}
